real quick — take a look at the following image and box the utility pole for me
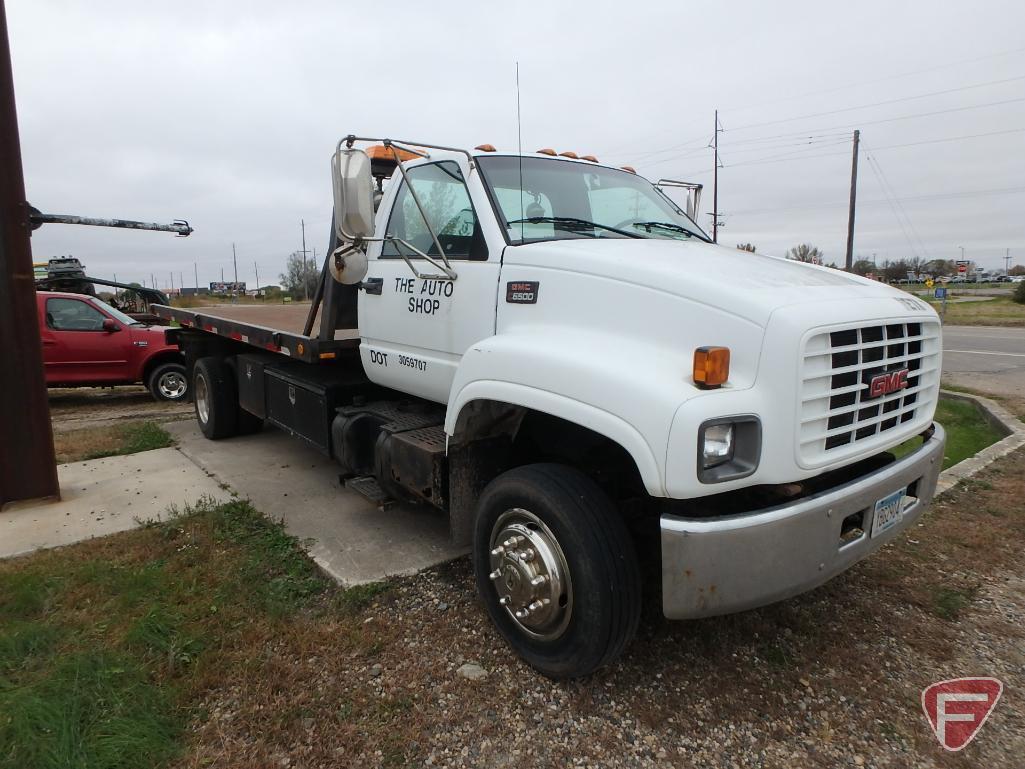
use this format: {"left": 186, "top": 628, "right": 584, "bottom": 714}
{"left": 170, "top": 271, "right": 174, "bottom": 293}
{"left": 232, "top": 242, "right": 238, "bottom": 299}
{"left": 1005, "top": 248, "right": 1011, "bottom": 274}
{"left": 254, "top": 261, "right": 260, "bottom": 292}
{"left": 194, "top": 262, "right": 198, "bottom": 290}
{"left": 300, "top": 218, "right": 310, "bottom": 300}
{"left": 711, "top": 110, "right": 721, "bottom": 244}
{"left": 844, "top": 129, "right": 860, "bottom": 271}
{"left": 0, "top": 0, "right": 59, "bottom": 508}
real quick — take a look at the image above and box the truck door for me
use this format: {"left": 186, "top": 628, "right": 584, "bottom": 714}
{"left": 41, "top": 296, "right": 133, "bottom": 384}
{"left": 359, "top": 159, "right": 500, "bottom": 404}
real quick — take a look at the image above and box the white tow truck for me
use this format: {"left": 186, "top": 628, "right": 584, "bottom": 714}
{"left": 156, "top": 135, "right": 945, "bottom": 678}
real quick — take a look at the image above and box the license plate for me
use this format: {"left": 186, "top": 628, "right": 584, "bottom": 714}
{"left": 871, "top": 487, "right": 906, "bottom": 538}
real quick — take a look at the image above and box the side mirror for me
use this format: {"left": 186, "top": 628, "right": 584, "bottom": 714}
{"left": 331, "top": 147, "right": 375, "bottom": 241}
{"left": 102, "top": 318, "right": 120, "bottom": 333}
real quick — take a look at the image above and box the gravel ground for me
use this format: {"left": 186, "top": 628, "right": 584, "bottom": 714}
{"left": 183, "top": 449, "right": 1025, "bottom": 769}
{"left": 48, "top": 386, "right": 191, "bottom": 433}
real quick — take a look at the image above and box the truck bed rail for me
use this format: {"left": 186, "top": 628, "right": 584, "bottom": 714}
{"left": 153, "top": 304, "right": 360, "bottom": 364}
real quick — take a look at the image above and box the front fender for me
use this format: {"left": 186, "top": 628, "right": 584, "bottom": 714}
{"left": 447, "top": 332, "right": 691, "bottom": 497}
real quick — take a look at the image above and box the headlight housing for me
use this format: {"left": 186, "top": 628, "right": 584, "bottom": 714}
{"left": 697, "top": 416, "right": 761, "bottom": 483}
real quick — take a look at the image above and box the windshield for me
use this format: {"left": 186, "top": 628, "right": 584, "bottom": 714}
{"left": 477, "top": 156, "right": 710, "bottom": 245}
{"left": 88, "top": 296, "right": 143, "bottom": 326}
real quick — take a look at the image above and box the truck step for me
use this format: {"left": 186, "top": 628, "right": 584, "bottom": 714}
{"left": 345, "top": 475, "right": 394, "bottom": 509}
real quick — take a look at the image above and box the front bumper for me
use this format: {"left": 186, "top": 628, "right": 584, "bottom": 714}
{"left": 661, "top": 423, "right": 945, "bottom": 619}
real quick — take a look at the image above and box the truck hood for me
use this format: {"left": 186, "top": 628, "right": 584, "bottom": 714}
{"left": 506, "top": 238, "right": 912, "bottom": 327}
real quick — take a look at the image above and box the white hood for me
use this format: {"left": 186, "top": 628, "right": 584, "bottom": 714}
{"left": 505, "top": 238, "right": 908, "bottom": 327}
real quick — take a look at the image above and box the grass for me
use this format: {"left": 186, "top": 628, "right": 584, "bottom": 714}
{"left": 892, "top": 397, "right": 1004, "bottom": 469}
{"left": 0, "top": 499, "right": 403, "bottom": 769}
{"left": 918, "top": 295, "right": 1025, "bottom": 326}
{"left": 53, "top": 421, "right": 173, "bottom": 463}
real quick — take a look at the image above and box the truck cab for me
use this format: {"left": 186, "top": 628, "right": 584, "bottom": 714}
{"left": 161, "top": 136, "right": 945, "bottom": 678}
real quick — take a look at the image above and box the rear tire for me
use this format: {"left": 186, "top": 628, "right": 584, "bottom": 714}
{"left": 473, "top": 463, "right": 641, "bottom": 678}
{"left": 193, "top": 357, "right": 238, "bottom": 440}
{"left": 148, "top": 361, "right": 188, "bottom": 402}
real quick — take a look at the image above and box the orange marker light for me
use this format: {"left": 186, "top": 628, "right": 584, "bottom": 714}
{"left": 693, "top": 347, "right": 730, "bottom": 388}
{"left": 536, "top": 148, "right": 557, "bottom": 156}
{"left": 620, "top": 165, "right": 636, "bottom": 174}
{"left": 580, "top": 155, "right": 598, "bottom": 162}
{"left": 366, "top": 144, "right": 420, "bottom": 162}
{"left": 558, "top": 151, "right": 579, "bottom": 159}
{"left": 475, "top": 144, "right": 496, "bottom": 152}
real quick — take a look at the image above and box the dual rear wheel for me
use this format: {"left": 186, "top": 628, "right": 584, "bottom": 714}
{"left": 193, "top": 356, "right": 263, "bottom": 440}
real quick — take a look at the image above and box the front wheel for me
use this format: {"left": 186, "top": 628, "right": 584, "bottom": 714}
{"left": 473, "top": 464, "right": 641, "bottom": 678}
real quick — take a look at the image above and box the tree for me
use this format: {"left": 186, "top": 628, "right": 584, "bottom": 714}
{"left": 1014, "top": 279, "right": 1025, "bottom": 305}
{"left": 736, "top": 243, "right": 756, "bottom": 252}
{"left": 785, "top": 244, "right": 824, "bottom": 264}
{"left": 279, "top": 252, "right": 319, "bottom": 299}
{"left": 851, "top": 259, "right": 875, "bottom": 276}
{"left": 1009, "top": 265, "right": 1025, "bottom": 276}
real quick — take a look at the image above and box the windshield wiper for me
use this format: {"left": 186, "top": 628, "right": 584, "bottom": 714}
{"left": 630, "top": 221, "right": 709, "bottom": 241}
{"left": 507, "top": 216, "right": 642, "bottom": 239}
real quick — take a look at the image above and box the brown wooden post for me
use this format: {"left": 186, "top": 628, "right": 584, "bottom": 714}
{"left": 0, "top": 0, "right": 60, "bottom": 509}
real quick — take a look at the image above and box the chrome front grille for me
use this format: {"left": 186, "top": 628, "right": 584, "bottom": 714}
{"left": 799, "top": 319, "right": 941, "bottom": 465}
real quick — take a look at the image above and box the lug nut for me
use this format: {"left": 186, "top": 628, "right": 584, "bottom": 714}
{"left": 489, "top": 569, "right": 502, "bottom": 580}
{"left": 520, "top": 548, "right": 536, "bottom": 561}
{"left": 491, "top": 546, "right": 505, "bottom": 556}
{"left": 530, "top": 575, "right": 547, "bottom": 586}
{"left": 499, "top": 596, "right": 509, "bottom": 606}
{"left": 527, "top": 600, "right": 544, "bottom": 612}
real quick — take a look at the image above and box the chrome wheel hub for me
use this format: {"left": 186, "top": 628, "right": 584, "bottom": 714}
{"left": 158, "top": 371, "right": 187, "bottom": 399}
{"left": 195, "top": 374, "right": 209, "bottom": 423}
{"left": 489, "top": 508, "right": 572, "bottom": 640}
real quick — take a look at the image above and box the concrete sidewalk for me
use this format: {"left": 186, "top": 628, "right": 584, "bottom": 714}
{"left": 164, "top": 420, "right": 467, "bottom": 586}
{"left": 1, "top": 448, "right": 226, "bottom": 559}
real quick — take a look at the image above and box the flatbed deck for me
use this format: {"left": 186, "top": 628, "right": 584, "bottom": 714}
{"left": 154, "top": 303, "right": 360, "bottom": 364}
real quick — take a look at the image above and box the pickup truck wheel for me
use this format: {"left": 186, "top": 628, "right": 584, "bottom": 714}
{"left": 473, "top": 464, "right": 641, "bottom": 678}
{"left": 148, "top": 362, "right": 188, "bottom": 401}
{"left": 193, "top": 357, "right": 238, "bottom": 440}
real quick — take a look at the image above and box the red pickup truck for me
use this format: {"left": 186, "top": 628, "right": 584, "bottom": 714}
{"left": 38, "top": 291, "right": 188, "bottom": 401}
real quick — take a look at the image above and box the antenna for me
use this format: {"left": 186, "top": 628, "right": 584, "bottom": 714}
{"left": 516, "top": 61, "right": 524, "bottom": 242}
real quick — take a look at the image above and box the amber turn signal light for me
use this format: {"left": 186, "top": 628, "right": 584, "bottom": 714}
{"left": 693, "top": 347, "right": 730, "bottom": 388}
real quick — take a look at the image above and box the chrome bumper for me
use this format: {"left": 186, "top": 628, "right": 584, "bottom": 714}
{"left": 661, "top": 423, "right": 945, "bottom": 619}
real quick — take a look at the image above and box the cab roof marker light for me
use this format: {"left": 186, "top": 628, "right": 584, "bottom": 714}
{"left": 558, "top": 151, "right": 579, "bottom": 159}
{"left": 580, "top": 155, "right": 599, "bottom": 162}
{"left": 536, "top": 148, "right": 557, "bottom": 156}
{"left": 475, "top": 144, "right": 497, "bottom": 152}
{"left": 620, "top": 165, "right": 637, "bottom": 174}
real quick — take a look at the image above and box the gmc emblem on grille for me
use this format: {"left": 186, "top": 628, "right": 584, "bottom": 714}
{"left": 868, "top": 368, "right": 909, "bottom": 398}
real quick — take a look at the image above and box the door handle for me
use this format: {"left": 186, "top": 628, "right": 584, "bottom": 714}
{"left": 360, "top": 277, "right": 383, "bottom": 295}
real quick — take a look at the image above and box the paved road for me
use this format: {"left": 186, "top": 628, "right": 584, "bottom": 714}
{"left": 941, "top": 325, "right": 1025, "bottom": 403}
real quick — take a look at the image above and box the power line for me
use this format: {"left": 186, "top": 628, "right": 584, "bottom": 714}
{"left": 864, "top": 145, "right": 931, "bottom": 259}
{"left": 725, "top": 186, "right": 1025, "bottom": 215}
{"left": 723, "top": 74, "right": 1025, "bottom": 133}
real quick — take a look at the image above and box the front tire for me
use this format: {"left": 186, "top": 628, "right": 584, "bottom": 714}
{"left": 473, "top": 463, "right": 641, "bottom": 678}
{"left": 193, "top": 357, "right": 238, "bottom": 440}
{"left": 148, "top": 362, "right": 188, "bottom": 402}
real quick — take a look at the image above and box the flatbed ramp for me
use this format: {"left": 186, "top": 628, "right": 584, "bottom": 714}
{"left": 154, "top": 303, "right": 360, "bottom": 364}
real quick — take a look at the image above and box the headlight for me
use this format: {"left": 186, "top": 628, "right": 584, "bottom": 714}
{"left": 702, "top": 423, "right": 734, "bottom": 467}
{"left": 697, "top": 416, "right": 762, "bottom": 483}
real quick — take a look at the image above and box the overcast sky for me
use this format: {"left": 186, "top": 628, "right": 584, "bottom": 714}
{"left": 8, "top": 0, "right": 1025, "bottom": 289}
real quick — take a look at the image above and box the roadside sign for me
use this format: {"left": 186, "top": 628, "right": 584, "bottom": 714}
{"left": 956, "top": 260, "right": 969, "bottom": 274}
{"left": 925, "top": 279, "right": 934, "bottom": 288}
{"left": 934, "top": 287, "right": 947, "bottom": 299}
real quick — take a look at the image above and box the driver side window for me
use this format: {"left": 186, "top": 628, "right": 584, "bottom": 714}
{"left": 382, "top": 161, "right": 487, "bottom": 261}
{"left": 46, "top": 297, "right": 106, "bottom": 331}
